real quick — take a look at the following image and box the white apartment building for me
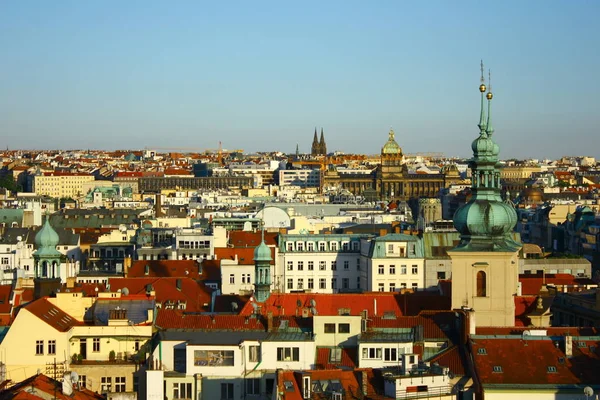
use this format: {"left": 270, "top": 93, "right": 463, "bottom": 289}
{"left": 278, "top": 169, "right": 321, "bottom": 188}
{"left": 32, "top": 172, "right": 95, "bottom": 198}
{"left": 362, "top": 234, "right": 425, "bottom": 292}
{"left": 277, "top": 234, "right": 371, "bottom": 294}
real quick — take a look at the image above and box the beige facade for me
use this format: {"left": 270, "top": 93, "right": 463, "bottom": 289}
{"left": 448, "top": 250, "right": 520, "bottom": 327}
{"left": 500, "top": 165, "right": 541, "bottom": 180}
{"left": 33, "top": 173, "right": 95, "bottom": 198}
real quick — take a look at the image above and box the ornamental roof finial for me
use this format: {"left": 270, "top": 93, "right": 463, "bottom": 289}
{"left": 478, "top": 60, "right": 487, "bottom": 134}
{"left": 486, "top": 69, "right": 494, "bottom": 135}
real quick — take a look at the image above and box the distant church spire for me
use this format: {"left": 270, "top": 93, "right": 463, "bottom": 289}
{"left": 311, "top": 127, "right": 320, "bottom": 155}
{"left": 478, "top": 60, "right": 487, "bottom": 134}
{"left": 319, "top": 128, "right": 327, "bottom": 155}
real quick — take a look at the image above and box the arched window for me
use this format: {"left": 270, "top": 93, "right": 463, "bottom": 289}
{"left": 476, "top": 271, "right": 487, "bottom": 297}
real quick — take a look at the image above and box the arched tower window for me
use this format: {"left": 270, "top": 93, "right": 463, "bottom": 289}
{"left": 476, "top": 271, "right": 487, "bottom": 297}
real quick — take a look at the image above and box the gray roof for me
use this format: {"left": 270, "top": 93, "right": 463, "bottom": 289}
{"left": 158, "top": 330, "right": 269, "bottom": 345}
{"left": 93, "top": 299, "right": 155, "bottom": 325}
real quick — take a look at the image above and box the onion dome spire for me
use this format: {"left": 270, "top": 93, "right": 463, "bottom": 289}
{"left": 478, "top": 60, "right": 487, "bottom": 134}
{"left": 486, "top": 69, "right": 494, "bottom": 136}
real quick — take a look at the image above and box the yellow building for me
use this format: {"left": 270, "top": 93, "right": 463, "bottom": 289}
{"left": 500, "top": 165, "right": 541, "bottom": 180}
{"left": 33, "top": 172, "right": 95, "bottom": 198}
{"left": 0, "top": 291, "right": 153, "bottom": 394}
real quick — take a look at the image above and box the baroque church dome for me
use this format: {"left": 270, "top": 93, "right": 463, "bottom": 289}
{"left": 382, "top": 128, "right": 402, "bottom": 155}
{"left": 35, "top": 218, "right": 60, "bottom": 249}
{"left": 254, "top": 239, "right": 272, "bottom": 262}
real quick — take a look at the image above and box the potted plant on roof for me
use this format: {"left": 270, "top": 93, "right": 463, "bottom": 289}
{"left": 109, "top": 350, "right": 116, "bottom": 362}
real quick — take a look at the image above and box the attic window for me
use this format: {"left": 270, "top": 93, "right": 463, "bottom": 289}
{"left": 578, "top": 342, "right": 587, "bottom": 348}
{"left": 547, "top": 366, "right": 557, "bottom": 373}
{"left": 492, "top": 366, "right": 503, "bottom": 373}
{"left": 477, "top": 348, "right": 487, "bottom": 355}
{"left": 329, "top": 348, "right": 342, "bottom": 363}
{"left": 284, "top": 381, "right": 294, "bottom": 392}
{"left": 558, "top": 357, "right": 565, "bottom": 364}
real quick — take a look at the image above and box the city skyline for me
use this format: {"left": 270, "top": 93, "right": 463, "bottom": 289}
{"left": 1, "top": 1, "right": 599, "bottom": 159}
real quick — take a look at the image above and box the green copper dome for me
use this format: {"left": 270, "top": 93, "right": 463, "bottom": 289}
{"left": 35, "top": 218, "right": 60, "bottom": 249}
{"left": 382, "top": 128, "right": 402, "bottom": 155}
{"left": 452, "top": 66, "right": 520, "bottom": 252}
{"left": 253, "top": 241, "right": 272, "bottom": 262}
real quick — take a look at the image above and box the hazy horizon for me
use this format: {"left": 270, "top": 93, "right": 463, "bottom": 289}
{"left": 1, "top": 1, "right": 599, "bottom": 160}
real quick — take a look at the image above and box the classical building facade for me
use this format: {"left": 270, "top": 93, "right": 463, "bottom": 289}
{"left": 322, "top": 129, "right": 445, "bottom": 201}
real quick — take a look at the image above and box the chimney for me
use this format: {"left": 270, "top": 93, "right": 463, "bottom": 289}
{"left": 176, "top": 279, "right": 182, "bottom": 291}
{"left": 361, "top": 370, "right": 368, "bottom": 396}
{"left": 144, "top": 264, "right": 150, "bottom": 276}
{"left": 565, "top": 335, "right": 573, "bottom": 357}
{"left": 468, "top": 310, "right": 477, "bottom": 335}
{"left": 267, "top": 311, "right": 274, "bottom": 332}
{"left": 123, "top": 256, "right": 132, "bottom": 277}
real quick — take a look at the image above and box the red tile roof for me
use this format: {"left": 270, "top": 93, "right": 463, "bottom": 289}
{"left": 427, "top": 345, "right": 466, "bottom": 376}
{"left": 315, "top": 347, "right": 357, "bottom": 370}
{"left": 227, "top": 231, "right": 278, "bottom": 247}
{"left": 0, "top": 285, "right": 13, "bottom": 315}
{"left": 1, "top": 373, "right": 104, "bottom": 399}
{"left": 514, "top": 296, "right": 537, "bottom": 327}
{"left": 476, "top": 326, "right": 600, "bottom": 336}
{"left": 127, "top": 260, "right": 202, "bottom": 279}
{"left": 215, "top": 247, "right": 275, "bottom": 265}
{"left": 368, "top": 311, "right": 459, "bottom": 342}
{"left": 519, "top": 273, "right": 596, "bottom": 295}
{"left": 108, "top": 277, "right": 212, "bottom": 312}
{"left": 239, "top": 291, "right": 450, "bottom": 318}
{"left": 276, "top": 369, "right": 379, "bottom": 400}
{"left": 155, "top": 310, "right": 267, "bottom": 330}
{"left": 471, "top": 337, "right": 600, "bottom": 386}
{"left": 23, "top": 298, "right": 80, "bottom": 332}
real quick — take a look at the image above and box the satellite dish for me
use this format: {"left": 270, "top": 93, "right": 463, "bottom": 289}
{"left": 522, "top": 330, "right": 531, "bottom": 336}
{"left": 122, "top": 287, "right": 129, "bottom": 296}
{"left": 296, "top": 299, "right": 302, "bottom": 308}
{"left": 310, "top": 299, "right": 317, "bottom": 307}
{"left": 584, "top": 387, "right": 594, "bottom": 398}
{"left": 447, "top": 371, "right": 455, "bottom": 379}
{"left": 311, "top": 307, "right": 318, "bottom": 315}
{"left": 71, "top": 371, "right": 79, "bottom": 384}
{"left": 231, "top": 302, "right": 239, "bottom": 311}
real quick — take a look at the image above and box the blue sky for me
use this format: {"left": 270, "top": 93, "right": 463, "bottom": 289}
{"left": 1, "top": 1, "right": 598, "bottom": 159}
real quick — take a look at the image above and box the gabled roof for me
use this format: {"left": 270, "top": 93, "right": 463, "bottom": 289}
{"left": 127, "top": 260, "right": 202, "bottom": 279}
{"left": 519, "top": 273, "right": 596, "bottom": 295}
{"left": 23, "top": 298, "right": 80, "bottom": 332}
{"left": 471, "top": 336, "right": 600, "bottom": 386}
{"left": 0, "top": 373, "right": 104, "bottom": 399}
{"left": 315, "top": 347, "right": 357, "bottom": 370}
{"left": 108, "top": 277, "right": 212, "bottom": 313}
{"left": 276, "top": 369, "right": 378, "bottom": 400}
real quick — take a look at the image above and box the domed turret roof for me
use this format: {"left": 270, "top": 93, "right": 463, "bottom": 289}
{"left": 254, "top": 240, "right": 272, "bottom": 262}
{"left": 453, "top": 200, "right": 517, "bottom": 240}
{"left": 35, "top": 218, "right": 60, "bottom": 248}
{"left": 382, "top": 129, "right": 402, "bottom": 155}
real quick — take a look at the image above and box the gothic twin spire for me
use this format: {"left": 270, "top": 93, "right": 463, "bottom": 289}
{"left": 311, "top": 127, "right": 327, "bottom": 156}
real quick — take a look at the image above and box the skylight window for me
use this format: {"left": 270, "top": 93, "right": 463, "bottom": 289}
{"left": 578, "top": 342, "right": 587, "bottom": 348}
{"left": 558, "top": 357, "right": 565, "bottom": 364}
{"left": 493, "top": 366, "right": 503, "bottom": 373}
{"left": 477, "top": 348, "right": 487, "bottom": 355}
{"left": 547, "top": 366, "right": 557, "bottom": 373}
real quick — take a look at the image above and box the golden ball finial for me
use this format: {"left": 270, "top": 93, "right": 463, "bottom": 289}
{"left": 486, "top": 92, "right": 493, "bottom": 100}
{"left": 479, "top": 84, "right": 486, "bottom": 93}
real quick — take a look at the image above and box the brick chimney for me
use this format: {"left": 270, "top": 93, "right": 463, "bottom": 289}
{"left": 267, "top": 311, "right": 274, "bottom": 332}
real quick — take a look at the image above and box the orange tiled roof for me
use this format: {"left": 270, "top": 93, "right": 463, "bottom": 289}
{"left": 215, "top": 247, "right": 275, "bottom": 265}
{"left": 23, "top": 298, "right": 80, "bottom": 332}
{"left": 128, "top": 260, "right": 202, "bottom": 279}
{"left": 2, "top": 373, "right": 104, "bottom": 399}
{"left": 227, "top": 231, "right": 278, "bottom": 247}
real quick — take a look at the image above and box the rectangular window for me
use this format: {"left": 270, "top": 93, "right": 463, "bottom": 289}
{"left": 221, "top": 383, "right": 234, "bottom": 400}
{"left": 308, "top": 278, "right": 314, "bottom": 289}
{"left": 277, "top": 347, "right": 300, "bottom": 361}
{"left": 229, "top": 274, "right": 235, "bottom": 284}
{"left": 319, "top": 242, "right": 326, "bottom": 251}
{"left": 390, "top": 265, "right": 396, "bottom": 275}
{"left": 324, "top": 323, "right": 336, "bottom": 333}
{"left": 297, "top": 278, "right": 304, "bottom": 290}
{"left": 287, "top": 279, "right": 293, "bottom": 289}
{"left": 319, "top": 279, "right": 326, "bottom": 289}
{"left": 297, "top": 261, "right": 304, "bottom": 271}
{"left": 378, "top": 283, "right": 385, "bottom": 292}
{"left": 287, "top": 243, "right": 294, "bottom": 251}
{"left": 101, "top": 377, "right": 112, "bottom": 393}
{"left": 331, "top": 261, "right": 337, "bottom": 270}
{"left": 249, "top": 345, "right": 260, "bottom": 363}
{"left": 48, "top": 340, "right": 56, "bottom": 355}
{"left": 412, "top": 283, "right": 418, "bottom": 289}
{"left": 389, "top": 283, "right": 396, "bottom": 292}
{"left": 384, "top": 348, "right": 397, "bottom": 361}
{"left": 362, "top": 347, "right": 382, "bottom": 359}
{"left": 331, "top": 278, "right": 337, "bottom": 290}
{"left": 331, "top": 242, "right": 338, "bottom": 251}
{"left": 437, "top": 271, "right": 446, "bottom": 280}
{"left": 36, "top": 340, "right": 44, "bottom": 355}
{"left": 357, "top": 258, "right": 360, "bottom": 270}
{"left": 338, "top": 323, "right": 350, "bottom": 334}
{"left": 296, "top": 242, "right": 304, "bottom": 251}
{"left": 308, "top": 261, "right": 314, "bottom": 271}
{"left": 357, "top": 277, "right": 361, "bottom": 289}
{"left": 401, "top": 265, "right": 407, "bottom": 274}
{"left": 342, "top": 242, "right": 349, "bottom": 251}
{"left": 287, "top": 261, "right": 293, "bottom": 271}
{"left": 378, "top": 265, "right": 384, "bottom": 274}
{"left": 194, "top": 350, "right": 234, "bottom": 366}
{"left": 115, "top": 377, "right": 126, "bottom": 393}
{"left": 319, "top": 261, "right": 326, "bottom": 270}
{"left": 93, "top": 338, "right": 100, "bottom": 352}
{"left": 343, "top": 260, "right": 349, "bottom": 270}
{"left": 79, "top": 375, "right": 87, "bottom": 389}
{"left": 412, "top": 265, "right": 418, "bottom": 275}
{"left": 307, "top": 242, "right": 314, "bottom": 251}
{"left": 342, "top": 278, "right": 349, "bottom": 289}
{"left": 329, "top": 347, "right": 342, "bottom": 363}
{"left": 246, "top": 379, "right": 260, "bottom": 395}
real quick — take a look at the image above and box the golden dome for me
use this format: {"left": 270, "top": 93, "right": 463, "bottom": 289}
{"left": 479, "top": 84, "right": 486, "bottom": 93}
{"left": 486, "top": 92, "right": 493, "bottom": 100}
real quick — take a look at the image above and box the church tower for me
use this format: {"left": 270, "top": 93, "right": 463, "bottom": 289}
{"left": 33, "top": 217, "right": 63, "bottom": 298}
{"left": 448, "top": 62, "right": 521, "bottom": 327}
{"left": 311, "top": 128, "right": 320, "bottom": 156}
{"left": 253, "top": 225, "right": 272, "bottom": 303}
{"left": 319, "top": 128, "right": 327, "bottom": 155}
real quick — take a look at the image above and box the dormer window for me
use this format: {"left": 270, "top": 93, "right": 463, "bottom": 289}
{"left": 319, "top": 242, "right": 326, "bottom": 251}
{"left": 287, "top": 243, "right": 294, "bottom": 251}
{"left": 330, "top": 242, "right": 338, "bottom": 251}
{"left": 296, "top": 242, "right": 304, "bottom": 251}
{"left": 477, "top": 348, "right": 487, "bottom": 355}
{"left": 307, "top": 242, "right": 314, "bottom": 251}
{"left": 352, "top": 241, "right": 359, "bottom": 251}
{"left": 493, "top": 366, "right": 503, "bottom": 373}
{"left": 342, "top": 242, "right": 349, "bottom": 251}
{"left": 547, "top": 366, "right": 557, "bottom": 373}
